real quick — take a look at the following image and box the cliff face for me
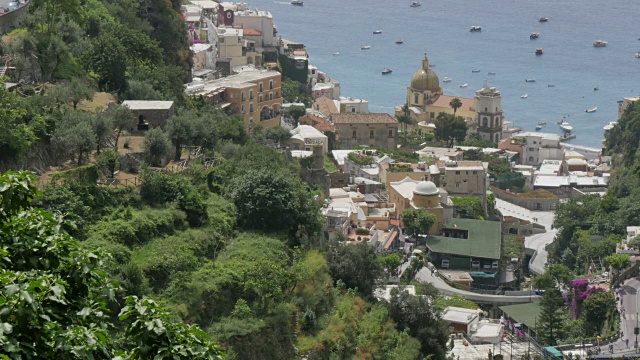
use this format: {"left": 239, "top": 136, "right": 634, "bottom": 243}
{"left": 0, "top": 1, "right": 30, "bottom": 35}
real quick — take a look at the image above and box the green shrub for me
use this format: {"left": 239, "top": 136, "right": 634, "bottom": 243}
{"left": 355, "top": 228, "right": 369, "bottom": 235}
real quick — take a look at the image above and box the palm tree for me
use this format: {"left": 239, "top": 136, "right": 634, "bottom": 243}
{"left": 449, "top": 98, "right": 463, "bottom": 116}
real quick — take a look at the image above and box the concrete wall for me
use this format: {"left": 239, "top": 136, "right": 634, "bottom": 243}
{"left": 0, "top": 1, "right": 29, "bottom": 35}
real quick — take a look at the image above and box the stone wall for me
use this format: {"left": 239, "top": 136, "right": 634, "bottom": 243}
{"left": 0, "top": 1, "right": 30, "bottom": 35}
{"left": 490, "top": 186, "right": 559, "bottom": 211}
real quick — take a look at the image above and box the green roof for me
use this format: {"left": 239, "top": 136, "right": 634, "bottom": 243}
{"left": 499, "top": 302, "right": 541, "bottom": 329}
{"left": 426, "top": 219, "right": 502, "bottom": 260}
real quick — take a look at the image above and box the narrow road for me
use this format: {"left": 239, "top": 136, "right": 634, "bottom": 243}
{"left": 611, "top": 277, "right": 640, "bottom": 355}
{"left": 415, "top": 266, "right": 540, "bottom": 304}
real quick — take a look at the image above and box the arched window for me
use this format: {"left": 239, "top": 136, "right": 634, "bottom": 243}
{"left": 528, "top": 156, "right": 534, "bottom": 162}
{"left": 414, "top": 93, "right": 419, "bottom": 104}
{"left": 259, "top": 83, "right": 263, "bottom": 92}
{"left": 269, "top": 80, "right": 274, "bottom": 90}
{"left": 484, "top": 107, "right": 488, "bottom": 112}
{"left": 269, "top": 93, "right": 273, "bottom": 100}
{"left": 483, "top": 117, "right": 488, "bottom": 127}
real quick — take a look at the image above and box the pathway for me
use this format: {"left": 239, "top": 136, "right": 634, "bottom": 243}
{"left": 495, "top": 198, "right": 556, "bottom": 275}
{"left": 611, "top": 276, "right": 640, "bottom": 355}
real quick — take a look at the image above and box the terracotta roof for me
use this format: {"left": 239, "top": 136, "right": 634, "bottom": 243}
{"left": 313, "top": 96, "right": 338, "bottom": 117}
{"left": 331, "top": 113, "right": 399, "bottom": 125}
{"left": 430, "top": 95, "right": 475, "bottom": 112}
{"left": 299, "top": 114, "right": 335, "bottom": 132}
{"left": 243, "top": 28, "right": 262, "bottom": 36}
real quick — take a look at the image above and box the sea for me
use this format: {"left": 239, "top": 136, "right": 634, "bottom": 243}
{"left": 247, "top": 0, "right": 640, "bottom": 149}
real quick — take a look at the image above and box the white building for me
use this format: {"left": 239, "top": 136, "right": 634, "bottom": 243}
{"left": 313, "top": 81, "right": 341, "bottom": 100}
{"left": 339, "top": 96, "right": 369, "bottom": 114}
{"left": 233, "top": 8, "right": 277, "bottom": 47}
{"left": 288, "top": 125, "right": 329, "bottom": 153}
{"left": 500, "top": 132, "right": 563, "bottom": 166}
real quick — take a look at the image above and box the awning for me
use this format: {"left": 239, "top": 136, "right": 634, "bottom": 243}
{"left": 218, "top": 102, "right": 231, "bottom": 109}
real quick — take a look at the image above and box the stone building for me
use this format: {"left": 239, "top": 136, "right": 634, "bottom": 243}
{"left": 331, "top": 113, "right": 398, "bottom": 150}
{"left": 474, "top": 80, "right": 504, "bottom": 143}
{"left": 121, "top": 101, "right": 175, "bottom": 130}
{"left": 388, "top": 177, "right": 453, "bottom": 235}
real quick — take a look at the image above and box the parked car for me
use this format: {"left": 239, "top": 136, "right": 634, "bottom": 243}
{"left": 441, "top": 259, "right": 450, "bottom": 269}
{"left": 492, "top": 261, "right": 499, "bottom": 269}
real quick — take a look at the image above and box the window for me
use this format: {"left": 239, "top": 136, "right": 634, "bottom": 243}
{"left": 496, "top": 107, "right": 498, "bottom": 112}
{"left": 533, "top": 141, "right": 537, "bottom": 144}
{"left": 269, "top": 80, "right": 273, "bottom": 90}
{"left": 250, "top": 104, "right": 254, "bottom": 113}
{"left": 414, "top": 93, "right": 419, "bottom": 104}
{"left": 351, "top": 108, "right": 356, "bottom": 113}
{"left": 241, "top": 92, "right": 245, "bottom": 101}
{"left": 219, "top": 37, "right": 225, "bottom": 43}
{"left": 249, "top": 90, "right": 254, "bottom": 100}
{"left": 430, "top": 112, "right": 435, "bottom": 120}
{"left": 352, "top": 130, "right": 357, "bottom": 139}
{"left": 259, "top": 83, "right": 263, "bottom": 92}
{"left": 241, "top": 105, "right": 245, "bottom": 113}
{"left": 455, "top": 171, "right": 460, "bottom": 175}
{"left": 269, "top": 93, "right": 273, "bottom": 100}
{"left": 528, "top": 156, "right": 534, "bottom": 162}
{"left": 484, "top": 107, "right": 488, "bottom": 112}
{"left": 259, "top": 95, "right": 263, "bottom": 103}
{"left": 455, "top": 183, "right": 460, "bottom": 188}
{"left": 388, "top": 129, "right": 393, "bottom": 138}
{"left": 369, "top": 129, "right": 374, "bottom": 139}
{"left": 483, "top": 117, "right": 488, "bottom": 127}
{"left": 528, "top": 147, "right": 534, "bottom": 151}
{"left": 473, "top": 171, "right": 477, "bottom": 175}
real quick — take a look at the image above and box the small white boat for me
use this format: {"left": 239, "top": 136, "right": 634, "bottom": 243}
{"left": 488, "top": 71, "right": 496, "bottom": 75}
{"left": 443, "top": 77, "right": 452, "bottom": 83}
{"left": 521, "top": 94, "right": 528, "bottom": 99}
{"left": 410, "top": 1, "right": 421, "bottom": 7}
{"left": 333, "top": 52, "right": 340, "bottom": 56}
{"left": 593, "top": 40, "right": 607, "bottom": 47}
{"left": 530, "top": 32, "right": 540, "bottom": 39}
{"left": 395, "top": 39, "right": 404, "bottom": 44}
{"left": 559, "top": 122, "right": 573, "bottom": 132}
{"left": 535, "top": 125, "right": 542, "bottom": 130}
{"left": 470, "top": 26, "right": 482, "bottom": 32}
{"left": 291, "top": 0, "right": 303, "bottom": 5}
{"left": 537, "top": 121, "right": 547, "bottom": 125}
{"left": 361, "top": 45, "right": 371, "bottom": 50}
{"left": 585, "top": 107, "right": 598, "bottom": 113}
{"left": 382, "top": 69, "right": 393, "bottom": 75}
{"left": 472, "top": 69, "right": 481, "bottom": 73}
{"left": 373, "top": 30, "right": 382, "bottom": 34}
{"left": 636, "top": 52, "right": 640, "bottom": 58}
{"left": 526, "top": 78, "right": 536, "bottom": 82}
{"left": 547, "top": 84, "right": 556, "bottom": 87}
{"left": 539, "top": 16, "right": 549, "bottom": 22}
{"left": 603, "top": 122, "right": 617, "bottom": 131}
{"left": 459, "top": 83, "right": 468, "bottom": 88}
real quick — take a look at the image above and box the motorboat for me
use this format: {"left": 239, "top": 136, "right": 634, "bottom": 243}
{"left": 521, "top": 94, "right": 528, "bottom": 99}
{"left": 539, "top": 16, "right": 549, "bottom": 22}
{"left": 559, "top": 122, "right": 573, "bottom": 133}
{"left": 429, "top": 64, "right": 436, "bottom": 67}
{"left": 488, "top": 71, "right": 496, "bottom": 75}
{"left": 333, "top": 52, "right": 340, "bottom": 56}
{"left": 382, "top": 69, "right": 393, "bottom": 75}
{"left": 585, "top": 107, "right": 598, "bottom": 113}
{"left": 361, "top": 45, "right": 371, "bottom": 50}
{"left": 373, "top": 30, "right": 382, "bottom": 34}
{"left": 410, "top": 1, "right": 421, "bottom": 7}
{"left": 603, "top": 122, "right": 617, "bottom": 131}
{"left": 594, "top": 87, "right": 599, "bottom": 91}
{"left": 443, "top": 77, "right": 452, "bottom": 83}
{"left": 636, "top": 51, "right": 640, "bottom": 58}
{"left": 459, "top": 83, "right": 468, "bottom": 88}
{"left": 472, "top": 69, "right": 481, "bottom": 73}
{"left": 395, "top": 39, "right": 404, "bottom": 44}
{"left": 561, "top": 133, "right": 576, "bottom": 140}
{"left": 470, "top": 26, "right": 482, "bottom": 32}
{"left": 537, "top": 121, "right": 547, "bottom": 125}
{"left": 593, "top": 40, "right": 607, "bottom": 47}
{"left": 526, "top": 78, "right": 536, "bottom": 82}
{"left": 291, "top": 0, "right": 303, "bottom": 5}
{"left": 547, "top": 84, "right": 556, "bottom": 87}
{"left": 535, "top": 125, "right": 542, "bottom": 130}
{"left": 530, "top": 32, "right": 540, "bottom": 39}
{"left": 535, "top": 48, "right": 543, "bottom": 55}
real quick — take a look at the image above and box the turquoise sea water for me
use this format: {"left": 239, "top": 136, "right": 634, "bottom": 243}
{"left": 249, "top": 0, "right": 640, "bottom": 148}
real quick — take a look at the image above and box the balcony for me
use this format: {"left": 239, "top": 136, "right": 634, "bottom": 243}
{"left": 260, "top": 109, "right": 281, "bottom": 122}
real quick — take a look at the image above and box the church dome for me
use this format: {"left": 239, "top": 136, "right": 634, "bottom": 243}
{"left": 413, "top": 180, "right": 439, "bottom": 196}
{"left": 410, "top": 54, "right": 440, "bottom": 92}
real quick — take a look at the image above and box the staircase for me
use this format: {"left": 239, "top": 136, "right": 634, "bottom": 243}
{"left": 0, "top": 57, "right": 10, "bottom": 77}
